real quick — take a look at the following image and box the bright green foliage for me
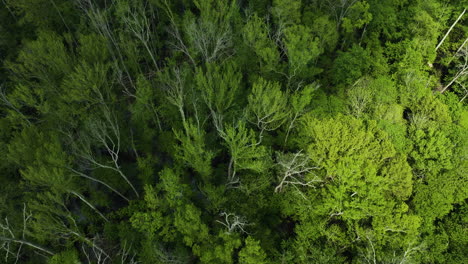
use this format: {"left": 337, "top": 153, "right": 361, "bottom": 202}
{"left": 288, "top": 115, "right": 419, "bottom": 262}
{"left": 174, "top": 120, "right": 215, "bottom": 179}
{"left": 242, "top": 14, "right": 279, "bottom": 71}
{"left": 283, "top": 25, "right": 322, "bottom": 76}
{"left": 341, "top": 1, "right": 372, "bottom": 34}
{"left": 302, "top": 116, "right": 395, "bottom": 178}
{"left": 272, "top": 0, "right": 302, "bottom": 26}
{"left": 193, "top": 231, "right": 241, "bottom": 264}
{"left": 303, "top": 13, "right": 339, "bottom": 53}
{"left": 8, "top": 30, "right": 72, "bottom": 83}
{"left": 195, "top": 61, "right": 241, "bottom": 115}
{"left": 247, "top": 77, "right": 289, "bottom": 132}
{"left": 221, "top": 122, "right": 269, "bottom": 173}
{"left": 5, "top": 31, "right": 72, "bottom": 118}
{"left": 48, "top": 250, "right": 80, "bottom": 264}
{"left": 238, "top": 236, "right": 268, "bottom": 264}
{"left": 409, "top": 126, "right": 453, "bottom": 175}
{"left": 0, "top": 0, "right": 467, "bottom": 263}
{"left": 440, "top": 203, "right": 468, "bottom": 263}
{"left": 290, "top": 83, "right": 317, "bottom": 115}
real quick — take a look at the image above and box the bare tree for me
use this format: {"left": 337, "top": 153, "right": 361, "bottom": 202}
{"left": 347, "top": 78, "right": 373, "bottom": 117}
{"left": 185, "top": 19, "right": 233, "bottom": 63}
{"left": 396, "top": 242, "right": 425, "bottom": 264}
{"left": 148, "top": 243, "right": 189, "bottom": 264}
{"left": 441, "top": 46, "right": 468, "bottom": 93}
{"left": 121, "top": 1, "right": 160, "bottom": 71}
{"left": 456, "top": 79, "right": 468, "bottom": 102}
{"left": 216, "top": 212, "right": 251, "bottom": 234}
{"left": 75, "top": 0, "right": 135, "bottom": 91}
{"left": 117, "top": 241, "right": 139, "bottom": 264}
{"left": 326, "top": 0, "right": 359, "bottom": 28}
{"left": 361, "top": 234, "right": 377, "bottom": 264}
{"left": 216, "top": 121, "right": 267, "bottom": 188}
{"left": 435, "top": 8, "right": 466, "bottom": 51}
{"left": 275, "top": 151, "right": 321, "bottom": 194}
{"left": 247, "top": 78, "right": 290, "bottom": 144}
{"left": 67, "top": 86, "right": 139, "bottom": 198}
{"left": 284, "top": 83, "right": 319, "bottom": 145}
{"left": 67, "top": 190, "right": 108, "bottom": 222}
{"left": 67, "top": 167, "right": 130, "bottom": 202}
{"left": 0, "top": 204, "right": 54, "bottom": 263}
{"left": 80, "top": 234, "right": 112, "bottom": 264}
{"left": 160, "top": 67, "right": 189, "bottom": 127}
{"left": 359, "top": 233, "right": 425, "bottom": 264}
{"left": 159, "top": 0, "right": 197, "bottom": 66}
{"left": 161, "top": 0, "right": 233, "bottom": 64}
{"left": 454, "top": 37, "right": 468, "bottom": 57}
{"left": 76, "top": 110, "right": 139, "bottom": 198}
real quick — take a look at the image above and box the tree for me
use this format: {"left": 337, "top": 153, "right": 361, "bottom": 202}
{"left": 274, "top": 151, "right": 321, "bottom": 194}
{"left": 173, "top": 120, "right": 214, "bottom": 181}
{"left": 242, "top": 14, "right": 280, "bottom": 72}
{"left": 247, "top": 78, "right": 289, "bottom": 136}
{"left": 238, "top": 236, "right": 268, "bottom": 264}
{"left": 195, "top": 60, "right": 241, "bottom": 116}
{"left": 72, "top": 109, "right": 139, "bottom": 199}
{"left": 283, "top": 25, "right": 322, "bottom": 79}
{"left": 442, "top": 46, "right": 468, "bottom": 93}
{"left": 217, "top": 121, "right": 269, "bottom": 187}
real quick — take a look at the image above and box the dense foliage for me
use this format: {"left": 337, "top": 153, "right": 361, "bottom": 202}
{"left": 0, "top": 0, "right": 467, "bottom": 263}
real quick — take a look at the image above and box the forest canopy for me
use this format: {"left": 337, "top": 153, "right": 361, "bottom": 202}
{"left": 0, "top": 0, "right": 467, "bottom": 263}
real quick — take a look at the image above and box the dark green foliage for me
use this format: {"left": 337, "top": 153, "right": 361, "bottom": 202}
{"left": 0, "top": 0, "right": 467, "bottom": 263}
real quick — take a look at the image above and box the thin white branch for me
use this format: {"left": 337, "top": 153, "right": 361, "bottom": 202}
{"left": 436, "top": 8, "right": 466, "bottom": 51}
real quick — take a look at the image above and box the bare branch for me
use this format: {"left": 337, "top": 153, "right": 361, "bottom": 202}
{"left": 73, "top": 106, "right": 139, "bottom": 198}
{"left": 436, "top": 8, "right": 466, "bottom": 51}
{"left": 0, "top": 206, "right": 55, "bottom": 260}
{"left": 442, "top": 46, "right": 468, "bottom": 93}
{"left": 216, "top": 212, "right": 251, "bottom": 234}
{"left": 69, "top": 191, "right": 109, "bottom": 222}
{"left": 275, "top": 151, "right": 321, "bottom": 193}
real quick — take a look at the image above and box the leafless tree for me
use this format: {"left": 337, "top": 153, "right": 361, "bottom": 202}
{"left": 216, "top": 212, "right": 251, "bottom": 234}
{"left": 80, "top": 234, "right": 112, "bottom": 264}
{"left": 160, "top": 67, "right": 188, "bottom": 126}
{"left": 454, "top": 37, "right": 468, "bottom": 57}
{"left": 161, "top": 0, "right": 233, "bottom": 64}
{"left": 75, "top": 0, "right": 135, "bottom": 91}
{"left": 76, "top": 111, "right": 139, "bottom": 198}
{"left": 347, "top": 78, "right": 373, "bottom": 117}
{"left": 326, "top": 0, "right": 359, "bottom": 28}
{"left": 435, "top": 8, "right": 466, "bottom": 51}
{"left": 66, "top": 86, "right": 139, "bottom": 198}
{"left": 149, "top": 243, "right": 189, "bottom": 264}
{"left": 359, "top": 233, "right": 425, "bottom": 264}
{"left": 159, "top": 0, "right": 197, "bottom": 66}
{"left": 0, "top": 204, "right": 54, "bottom": 263}
{"left": 396, "top": 242, "right": 425, "bottom": 264}
{"left": 67, "top": 167, "right": 130, "bottom": 202}
{"left": 361, "top": 234, "right": 377, "bottom": 264}
{"left": 117, "top": 241, "right": 139, "bottom": 264}
{"left": 284, "top": 83, "right": 319, "bottom": 145}
{"left": 442, "top": 46, "right": 468, "bottom": 93}
{"left": 275, "top": 151, "right": 321, "bottom": 194}
{"left": 121, "top": 1, "right": 160, "bottom": 71}
{"left": 456, "top": 79, "right": 468, "bottom": 102}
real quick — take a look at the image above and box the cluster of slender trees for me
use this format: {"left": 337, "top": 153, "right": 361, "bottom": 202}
{"left": 0, "top": 0, "right": 467, "bottom": 263}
